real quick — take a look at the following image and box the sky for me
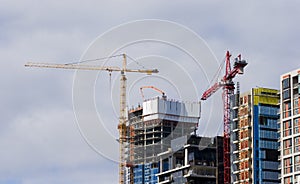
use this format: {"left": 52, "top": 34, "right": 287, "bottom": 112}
{"left": 1, "top": 0, "right": 300, "bottom": 183}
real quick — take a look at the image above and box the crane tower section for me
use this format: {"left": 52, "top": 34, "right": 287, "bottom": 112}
{"left": 201, "top": 51, "right": 247, "bottom": 184}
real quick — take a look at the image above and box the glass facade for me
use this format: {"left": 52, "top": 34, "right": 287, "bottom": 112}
{"left": 255, "top": 104, "right": 280, "bottom": 184}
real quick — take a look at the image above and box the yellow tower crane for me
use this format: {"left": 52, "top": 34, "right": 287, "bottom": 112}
{"left": 25, "top": 54, "right": 158, "bottom": 184}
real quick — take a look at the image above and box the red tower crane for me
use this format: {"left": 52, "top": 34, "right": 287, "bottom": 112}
{"left": 201, "top": 51, "right": 247, "bottom": 184}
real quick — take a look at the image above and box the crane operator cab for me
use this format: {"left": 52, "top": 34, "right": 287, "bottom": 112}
{"left": 234, "top": 55, "right": 248, "bottom": 75}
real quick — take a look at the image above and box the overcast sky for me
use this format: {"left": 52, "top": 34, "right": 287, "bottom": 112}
{"left": 1, "top": 1, "right": 300, "bottom": 183}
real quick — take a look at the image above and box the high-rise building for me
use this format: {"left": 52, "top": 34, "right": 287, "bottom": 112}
{"left": 231, "top": 87, "right": 280, "bottom": 184}
{"left": 125, "top": 97, "right": 201, "bottom": 184}
{"left": 280, "top": 69, "right": 300, "bottom": 184}
{"left": 157, "top": 135, "right": 224, "bottom": 184}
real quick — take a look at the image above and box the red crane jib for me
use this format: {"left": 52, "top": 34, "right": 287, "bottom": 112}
{"left": 201, "top": 82, "right": 221, "bottom": 100}
{"left": 201, "top": 57, "right": 247, "bottom": 100}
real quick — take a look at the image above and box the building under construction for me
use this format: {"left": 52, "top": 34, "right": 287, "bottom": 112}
{"left": 124, "top": 96, "right": 201, "bottom": 183}
{"left": 231, "top": 87, "right": 280, "bottom": 184}
{"left": 157, "top": 135, "right": 224, "bottom": 184}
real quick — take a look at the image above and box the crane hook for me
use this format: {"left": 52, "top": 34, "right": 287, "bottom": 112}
{"left": 109, "top": 72, "right": 112, "bottom": 92}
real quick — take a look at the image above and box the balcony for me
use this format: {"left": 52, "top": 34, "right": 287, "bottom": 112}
{"left": 187, "top": 167, "right": 216, "bottom": 178}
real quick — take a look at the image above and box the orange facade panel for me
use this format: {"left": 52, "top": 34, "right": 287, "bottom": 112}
{"left": 240, "top": 140, "right": 249, "bottom": 149}
{"left": 239, "top": 171, "right": 250, "bottom": 181}
{"left": 240, "top": 129, "right": 249, "bottom": 139}
{"left": 239, "top": 118, "right": 249, "bottom": 128}
{"left": 282, "top": 74, "right": 290, "bottom": 79}
{"left": 239, "top": 107, "right": 248, "bottom": 116}
{"left": 239, "top": 150, "right": 249, "bottom": 159}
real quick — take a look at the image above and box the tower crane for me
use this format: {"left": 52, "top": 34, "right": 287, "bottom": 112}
{"left": 140, "top": 85, "right": 166, "bottom": 100}
{"left": 201, "top": 51, "right": 247, "bottom": 184}
{"left": 25, "top": 54, "right": 159, "bottom": 184}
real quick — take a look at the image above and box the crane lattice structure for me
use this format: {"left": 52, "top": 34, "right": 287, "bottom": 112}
{"left": 201, "top": 51, "right": 247, "bottom": 184}
{"left": 25, "top": 54, "right": 158, "bottom": 184}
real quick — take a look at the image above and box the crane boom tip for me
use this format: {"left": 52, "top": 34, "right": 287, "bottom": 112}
{"left": 24, "top": 62, "right": 31, "bottom": 67}
{"left": 153, "top": 69, "right": 159, "bottom": 73}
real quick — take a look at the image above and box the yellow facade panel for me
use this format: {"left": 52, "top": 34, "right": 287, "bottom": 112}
{"left": 253, "top": 88, "right": 279, "bottom": 105}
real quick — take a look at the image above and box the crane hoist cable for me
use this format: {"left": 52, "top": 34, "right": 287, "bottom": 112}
{"left": 65, "top": 54, "right": 124, "bottom": 65}
{"left": 208, "top": 56, "right": 226, "bottom": 89}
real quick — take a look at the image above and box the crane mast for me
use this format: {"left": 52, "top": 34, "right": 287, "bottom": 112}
{"left": 25, "top": 54, "right": 158, "bottom": 184}
{"left": 201, "top": 51, "right": 247, "bottom": 184}
{"left": 118, "top": 54, "right": 127, "bottom": 184}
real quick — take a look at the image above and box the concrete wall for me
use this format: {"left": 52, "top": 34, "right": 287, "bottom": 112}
{"left": 142, "top": 97, "right": 201, "bottom": 123}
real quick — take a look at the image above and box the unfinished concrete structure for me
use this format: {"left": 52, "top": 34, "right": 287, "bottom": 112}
{"left": 124, "top": 97, "right": 201, "bottom": 183}
{"left": 157, "top": 135, "right": 224, "bottom": 184}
